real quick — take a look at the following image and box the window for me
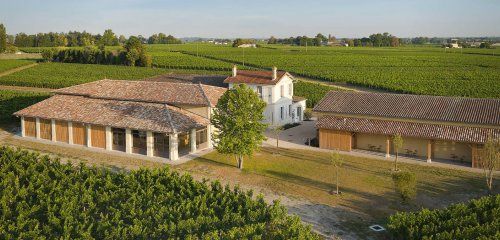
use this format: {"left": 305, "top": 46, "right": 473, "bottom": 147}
{"left": 280, "top": 107, "right": 284, "bottom": 120}
{"left": 268, "top": 88, "right": 272, "bottom": 103}
{"left": 196, "top": 128, "right": 208, "bottom": 149}
{"left": 289, "top": 105, "right": 292, "bottom": 117}
{"left": 257, "top": 86, "right": 263, "bottom": 99}
{"left": 112, "top": 128, "right": 126, "bottom": 152}
{"left": 132, "top": 130, "right": 147, "bottom": 155}
{"left": 280, "top": 85, "right": 284, "bottom": 97}
{"left": 289, "top": 83, "right": 293, "bottom": 96}
{"left": 154, "top": 133, "right": 169, "bottom": 158}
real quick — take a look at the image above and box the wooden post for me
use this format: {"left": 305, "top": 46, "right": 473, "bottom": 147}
{"left": 20, "top": 117, "right": 25, "bottom": 137}
{"left": 35, "top": 118, "right": 41, "bottom": 139}
{"left": 207, "top": 125, "right": 213, "bottom": 148}
{"left": 68, "top": 122, "right": 73, "bottom": 144}
{"left": 86, "top": 124, "right": 92, "bottom": 147}
{"left": 146, "top": 131, "right": 154, "bottom": 157}
{"left": 169, "top": 133, "right": 179, "bottom": 161}
{"left": 51, "top": 120, "right": 57, "bottom": 142}
{"left": 385, "top": 136, "right": 390, "bottom": 158}
{"left": 105, "top": 126, "right": 112, "bottom": 150}
{"left": 427, "top": 140, "right": 432, "bottom": 163}
{"left": 125, "top": 129, "right": 132, "bottom": 154}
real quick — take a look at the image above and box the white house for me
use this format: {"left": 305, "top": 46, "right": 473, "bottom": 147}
{"left": 224, "top": 66, "right": 307, "bottom": 126}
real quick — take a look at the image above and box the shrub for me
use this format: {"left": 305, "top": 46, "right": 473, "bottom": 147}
{"left": 304, "top": 109, "right": 313, "bottom": 121}
{"left": 387, "top": 195, "right": 500, "bottom": 240}
{"left": 392, "top": 171, "right": 416, "bottom": 203}
{"left": 41, "top": 49, "right": 54, "bottom": 62}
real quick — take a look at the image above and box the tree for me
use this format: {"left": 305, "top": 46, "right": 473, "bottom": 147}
{"left": 100, "top": 29, "right": 119, "bottom": 46}
{"left": 392, "top": 134, "right": 404, "bottom": 171}
{"left": 479, "top": 136, "right": 499, "bottom": 193}
{"left": 479, "top": 42, "right": 491, "bottom": 49}
{"left": 392, "top": 171, "right": 416, "bottom": 203}
{"left": 272, "top": 125, "right": 284, "bottom": 152}
{"left": 211, "top": 84, "right": 267, "bottom": 169}
{"left": 118, "top": 35, "right": 127, "bottom": 45}
{"left": 267, "top": 36, "right": 277, "bottom": 44}
{"left": 0, "top": 23, "right": 6, "bottom": 53}
{"left": 330, "top": 150, "right": 344, "bottom": 195}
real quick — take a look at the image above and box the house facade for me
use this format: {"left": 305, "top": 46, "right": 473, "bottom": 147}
{"left": 14, "top": 80, "right": 227, "bottom": 161}
{"left": 313, "top": 91, "right": 500, "bottom": 168}
{"left": 224, "top": 66, "right": 306, "bottom": 126}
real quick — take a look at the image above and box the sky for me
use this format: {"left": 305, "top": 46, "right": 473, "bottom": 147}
{"left": 1, "top": 0, "right": 499, "bottom": 38}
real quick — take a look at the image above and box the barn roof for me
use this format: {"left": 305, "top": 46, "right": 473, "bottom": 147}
{"left": 316, "top": 116, "right": 499, "bottom": 144}
{"left": 14, "top": 95, "right": 209, "bottom": 134}
{"left": 223, "top": 70, "right": 288, "bottom": 85}
{"left": 53, "top": 79, "right": 226, "bottom": 107}
{"left": 313, "top": 91, "right": 500, "bottom": 126}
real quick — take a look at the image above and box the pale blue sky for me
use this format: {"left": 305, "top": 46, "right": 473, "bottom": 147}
{"left": 1, "top": 0, "right": 499, "bottom": 38}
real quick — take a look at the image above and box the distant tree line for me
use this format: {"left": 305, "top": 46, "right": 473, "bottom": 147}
{"left": 232, "top": 38, "right": 256, "bottom": 47}
{"left": 42, "top": 36, "right": 151, "bottom": 67}
{"left": 12, "top": 29, "right": 181, "bottom": 47}
{"left": 267, "top": 33, "right": 401, "bottom": 47}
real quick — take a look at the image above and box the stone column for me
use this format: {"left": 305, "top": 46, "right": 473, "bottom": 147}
{"left": 68, "top": 122, "right": 73, "bottom": 144}
{"left": 20, "top": 117, "right": 25, "bottom": 137}
{"left": 190, "top": 129, "right": 197, "bottom": 153}
{"left": 385, "top": 136, "right": 391, "bottom": 158}
{"left": 146, "top": 131, "right": 154, "bottom": 157}
{"left": 105, "top": 126, "right": 112, "bottom": 150}
{"left": 207, "top": 125, "right": 213, "bottom": 148}
{"left": 86, "top": 124, "right": 92, "bottom": 147}
{"left": 427, "top": 140, "right": 432, "bottom": 163}
{"left": 125, "top": 129, "right": 132, "bottom": 154}
{"left": 51, "top": 120, "right": 57, "bottom": 142}
{"left": 35, "top": 118, "right": 41, "bottom": 139}
{"left": 169, "top": 133, "right": 179, "bottom": 161}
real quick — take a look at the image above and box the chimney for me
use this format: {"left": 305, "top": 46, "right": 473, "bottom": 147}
{"left": 272, "top": 66, "right": 277, "bottom": 80}
{"left": 232, "top": 65, "right": 237, "bottom": 77}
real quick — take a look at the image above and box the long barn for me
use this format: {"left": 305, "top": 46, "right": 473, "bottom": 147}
{"left": 14, "top": 79, "right": 227, "bottom": 160}
{"left": 313, "top": 91, "right": 500, "bottom": 168}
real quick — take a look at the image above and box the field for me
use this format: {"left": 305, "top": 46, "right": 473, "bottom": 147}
{"left": 0, "top": 147, "right": 319, "bottom": 239}
{"left": 0, "top": 60, "right": 36, "bottom": 73}
{"left": 0, "top": 63, "right": 175, "bottom": 88}
{"left": 0, "top": 90, "right": 49, "bottom": 123}
{"left": 147, "top": 44, "right": 500, "bottom": 98}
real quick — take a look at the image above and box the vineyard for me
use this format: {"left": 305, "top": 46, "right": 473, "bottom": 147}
{"left": 0, "top": 63, "right": 172, "bottom": 88}
{"left": 0, "top": 147, "right": 319, "bottom": 239}
{"left": 0, "top": 60, "right": 36, "bottom": 73}
{"left": 0, "top": 90, "right": 49, "bottom": 123}
{"left": 148, "top": 44, "right": 500, "bottom": 98}
{"left": 294, "top": 81, "right": 345, "bottom": 108}
{"left": 387, "top": 194, "right": 500, "bottom": 239}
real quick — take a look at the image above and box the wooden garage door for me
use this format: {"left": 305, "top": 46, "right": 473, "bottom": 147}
{"left": 91, "top": 125, "right": 106, "bottom": 149}
{"left": 72, "top": 123, "right": 86, "bottom": 145}
{"left": 319, "top": 129, "right": 352, "bottom": 151}
{"left": 55, "top": 120, "right": 69, "bottom": 143}
{"left": 24, "top": 117, "right": 36, "bottom": 137}
{"left": 39, "top": 119, "right": 52, "bottom": 140}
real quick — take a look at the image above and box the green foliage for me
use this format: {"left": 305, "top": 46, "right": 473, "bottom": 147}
{"left": 392, "top": 171, "right": 416, "bottom": 203}
{"left": 0, "top": 63, "right": 171, "bottom": 88}
{"left": 148, "top": 33, "right": 182, "bottom": 44}
{"left": 98, "top": 29, "right": 119, "bottom": 46}
{"left": 387, "top": 195, "right": 500, "bottom": 240}
{"left": 392, "top": 133, "right": 404, "bottom": 170}
{"left": 0, "top": 23, "right": 6, "bottom": 53}
{"left": 232, "top": 38, "right": 255, "bottom": 47}
{"left": 294, "top": 80, "right": 344, "bottom": 108}
{"left": 41, "top": 49, "right": 54, "bottom": 62}
{"left": 211, "top": 84, "right": 267, "bottom": 169}
{"left": 303, "top": 109, "right": 313, "bottom": 121}
{"left": 0, "top": 90, "right": 49, "bottom": 123}
{"left": 0, "top": 146, "right": 319, "bottom": 239}
{"left": 480, "top": 136, "right": 500, "bottom": 192}
{"left": 0, "top": 60, "right": 35, "bottom": 73}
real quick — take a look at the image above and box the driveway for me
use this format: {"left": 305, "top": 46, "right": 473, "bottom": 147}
{"left": 265, "top": 119, "right": 317, "bottom": 147}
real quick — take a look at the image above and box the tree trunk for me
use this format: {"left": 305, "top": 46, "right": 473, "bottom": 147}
{"left": 336, "top": 166, "right": 339, "bottom": 194}
{"left": 237, "top": 155, "right": 243, "bottom": 169}
{"left": 394, "top": 150, "right": 399, "bottom": 171}
{"left": 487, "top": 170, "right": 493, "bottom": 194}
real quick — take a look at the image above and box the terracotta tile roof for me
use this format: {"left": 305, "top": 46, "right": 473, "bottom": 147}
{"left": 144, "top": 74, "right": 228, "bottom": 88}
{"left": 224, "top": 70, "right": 288, "bottom": 85}
{"left": 313, "top": 91, "right": 500, "bottom": 126}
{"left": 316, "top": 116, "right": 500, "bottom": 144}
{"left": 14, "top": 95, "right": 209, "bottom": 134}
{"left": 53, "top": 79, "right": 226, "bottom": 107}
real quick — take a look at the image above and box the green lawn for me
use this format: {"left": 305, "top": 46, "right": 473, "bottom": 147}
{"left": 0, "top": 59, "right": 36, "bottom": 73}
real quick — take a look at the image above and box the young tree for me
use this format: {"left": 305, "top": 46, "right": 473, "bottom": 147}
{"left": 211, "top": 84, "right": 267, "bottom": 169}
{"left": 392, "top": 171, "right": 417, "bottom": 204}
{"left": 392, "top": 134, "right": 404, "bottom": 171}
{"left": 479, "top": 136, "right": 499, "bottom": 193}
{"left": 0, "top": 23, "right": 6, "bottom": 53}
{"left": 271, "top": 125, "right": 284, "bottom": 153}
{"left": 330, "top": 150, "right": 344, "bottom": 195}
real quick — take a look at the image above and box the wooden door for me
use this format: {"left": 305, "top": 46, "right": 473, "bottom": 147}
{"left": 39, "top": 119, "right": 52, "bottom": 140}
{"left": 91, "top": 125, "right": 106, "bottom": 149}
{"left": 24, "top": 117, "right": 36, "bottom": 137}
{"left": 55, "top": 120, "right": 69, "bottom": 143}
{"left": 319, "top": 128, "right": 352, "bottom": 151}
{"left": 72, "top": 123, "right": 86, "bottom": 145}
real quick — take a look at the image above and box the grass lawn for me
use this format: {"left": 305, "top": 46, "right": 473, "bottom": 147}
{"left": 177, "top": 147, "right": 492, "bottom": 225}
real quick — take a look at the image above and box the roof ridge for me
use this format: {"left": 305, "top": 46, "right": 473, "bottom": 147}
{"left": 164, "top": 104, "right": 178, "bottom": 133}
{"left": 198, "top": 83, "right": 213, "bottom": 107}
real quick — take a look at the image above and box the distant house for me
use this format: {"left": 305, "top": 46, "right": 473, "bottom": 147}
{"left": 14, "top": 80, "right": 227, "bottom": 161}
{"left": 313, "top": 91, "right": 500, "bottom": 168}
{"left": 224, "top": 66, "right": 306, "bottom": 126}
{"left": 449, "top": 39, "right": 461, "bottom": 48}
